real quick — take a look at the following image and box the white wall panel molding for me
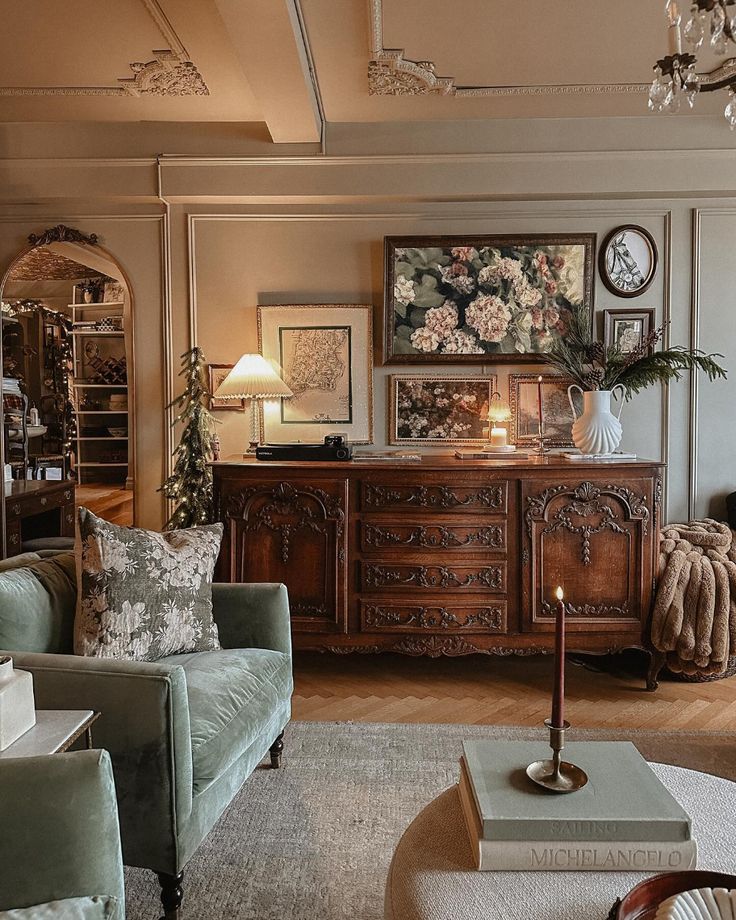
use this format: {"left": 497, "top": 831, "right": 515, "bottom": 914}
{"left": 158, "top": 150, "right": 736, "bottom": 202}
{"left": 690, "top": 208, "right": 702, "bottom": 522}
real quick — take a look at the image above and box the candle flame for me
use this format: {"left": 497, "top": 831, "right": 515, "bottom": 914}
{"left": 555, "top": 586, "right": 564, "bottom": 601}
{"left": 537, "top": 375, "right": 543, "bottom": 382}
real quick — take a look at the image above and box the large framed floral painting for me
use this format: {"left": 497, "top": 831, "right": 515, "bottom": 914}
{"left": 384, "top": 234, "right": 596, "bottom": 364}
{"left": 389, "top": 375, "right": 497, "bottom": 445}
{"left": 257, "top": 303, "right": 374, "bottom": 444}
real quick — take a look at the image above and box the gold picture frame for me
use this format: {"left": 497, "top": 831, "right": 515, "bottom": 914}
{"left": 257, "top": 304, "right": 374, "bottom": 444}
{"left": 389, "top": 374, "right": 497, "bottom": 445}
{"left": 508, "top": 373, "right": 575, "bottom": 448}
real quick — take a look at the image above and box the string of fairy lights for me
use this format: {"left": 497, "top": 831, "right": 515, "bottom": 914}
{"left": 1, "top": 298, "right": 76, "bottom": 472}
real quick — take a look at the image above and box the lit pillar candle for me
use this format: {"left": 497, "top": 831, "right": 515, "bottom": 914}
{"left": 537, "top": 376, "right": 544, "bottom": 440}
{"left": 489, "top": 426, "right": 508, "bottom": 448}
{"left": 551, "top": 586, "right": 566, "bottom": 727}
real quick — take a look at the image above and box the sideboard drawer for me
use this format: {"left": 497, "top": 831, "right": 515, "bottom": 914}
{"left": 360, "top": 520, "right": 507, "bottom": 553}
{"left": 360, "top": 601, "right": 508, "bottom": 634}
{"left": 361, "top": 560, "right": 507, "bottom": 593}
{"left": 361, "top": 479, "right": 508, "bottom": 515}
{"left": 12, "top": 486, "right": 72, "bottom": 518}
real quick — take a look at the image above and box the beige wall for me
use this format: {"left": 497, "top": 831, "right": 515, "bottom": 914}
{"left": 0, "top": 120, "right": 734, "bottom": 527}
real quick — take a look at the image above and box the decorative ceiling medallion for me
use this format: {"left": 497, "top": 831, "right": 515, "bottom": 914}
{"left": 0, "top": 1, "right": 206, "bottom": 98}
{"left": 367, "top": 0, "right": 648, "bottom": 98}
{"left": 119, "top": 52, "right": 209, "bottom": 97}
{"left": 368, "top": 57, "right": 453, "bottom": 96}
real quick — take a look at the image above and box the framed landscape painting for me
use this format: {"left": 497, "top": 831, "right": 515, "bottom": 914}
{"left": 208, "top": 364, "right": 244, "bottom": 411}
{"left": 389, "top": 375, "right": 496, "bottom": 445}
{"left": 257, "top": 304, "right": 373, "bottom": 444}
{"left": 508, "top": 373, "right": 576, "bottom": 448}
{"left": 384, "top": 234, "right": 595, "bottom": 364}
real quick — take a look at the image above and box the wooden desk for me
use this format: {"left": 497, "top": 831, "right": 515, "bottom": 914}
{"left": 212, "top": 456, "right": 664, "bottom": 686}
{"left": 4, "top": 479, "right": 75, "bottom": 556}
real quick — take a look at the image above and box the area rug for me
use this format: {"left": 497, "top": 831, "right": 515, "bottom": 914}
{"left": 124, "top": 722, "right": 736, "bottom": 920}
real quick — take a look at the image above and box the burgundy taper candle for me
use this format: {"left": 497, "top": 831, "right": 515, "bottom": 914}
{"left": 537, "top": 375, "right": 544, "bottom": 440}
{"left": 551, "top": 586, "right": 565, "bottom": 727}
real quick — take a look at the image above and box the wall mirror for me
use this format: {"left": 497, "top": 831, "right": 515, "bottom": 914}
{"left": 0, "top": 226, "right": 134, "bottom": 557}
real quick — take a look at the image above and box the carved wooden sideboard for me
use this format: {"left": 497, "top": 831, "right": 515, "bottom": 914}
{"left": 212, "top": 457, "right": 664, "bottom": 685}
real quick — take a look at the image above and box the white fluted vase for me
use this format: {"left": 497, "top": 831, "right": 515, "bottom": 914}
{"left": 567, "top": 385, "right": 625, "bottom": 456}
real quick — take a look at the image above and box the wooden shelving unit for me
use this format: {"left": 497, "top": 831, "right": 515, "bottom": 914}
{"left": 70, "top": 296, "right": 129, "bottom": 485}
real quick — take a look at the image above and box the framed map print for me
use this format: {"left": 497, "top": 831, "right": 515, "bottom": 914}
{"left": 257, "top": 304, "right": 374, "bottom": 444}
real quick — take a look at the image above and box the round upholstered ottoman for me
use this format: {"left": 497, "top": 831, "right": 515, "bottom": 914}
{"left": 384, "top": 765, "right": 736, "bottom": 920}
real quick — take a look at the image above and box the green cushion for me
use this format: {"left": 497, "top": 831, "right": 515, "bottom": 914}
{"left": 0, "top": 897, "right": 117, "bottom": 919}
{"left": 0, "top": 553, "right": 76, "bottom": 653}
{"left": 161, "top": 648, "right": 291, "bottom": 793}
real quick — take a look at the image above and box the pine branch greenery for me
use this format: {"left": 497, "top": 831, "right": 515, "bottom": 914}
{"left": 543, "top": 304, "right": 727, "bottom": 397}
{"left": 159, "top": 347, "right": 219, "bottom": 530}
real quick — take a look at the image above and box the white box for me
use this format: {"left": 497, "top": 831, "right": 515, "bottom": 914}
{"left": 0, "top": 657, "right": 36, "bottom": 751}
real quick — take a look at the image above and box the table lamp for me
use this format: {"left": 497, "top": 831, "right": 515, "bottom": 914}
{"left": 483, "top": 391, "right": 516, "bottom": 454}
{"left": 213, "top": 353, "right": 293, "bottom": 455}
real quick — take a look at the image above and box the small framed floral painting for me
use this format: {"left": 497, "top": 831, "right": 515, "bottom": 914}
{"left": 508, "top": 374, "right": 576, "bottom": 448}
{"left": 384, "top": 234, "right": 595, "bottom": 364}
{"left": 389, "top": 375, "right": 497, "bottom": 445}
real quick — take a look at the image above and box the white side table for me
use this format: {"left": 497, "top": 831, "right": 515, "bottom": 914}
{"left": 385, "top": 764, "right": 736, "bottom": 920}
{"left": 0, "top": 710, "right": 99, "bottom": 759}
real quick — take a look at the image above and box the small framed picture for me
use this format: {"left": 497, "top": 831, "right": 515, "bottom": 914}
{"left": 603, "top": 308, "right": 656, "bottom": 355}
{"left": 508, "top": 374, "right": 575, "bottom": 448}
{"left": 389, "top": 375, "right": 497, "bottom": 445}
{"left": 599, "top": 225, "right": 658, "bottom": 298}
{"left": 103, "top": 280, "right": 126, "bottom": 304}
{"left": 208, "top": 364, "right": 245, "bottom": 411}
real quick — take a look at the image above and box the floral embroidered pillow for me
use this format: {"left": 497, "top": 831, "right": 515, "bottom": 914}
{"left": 74, "top": 507, "right": 223, "bottom": 661}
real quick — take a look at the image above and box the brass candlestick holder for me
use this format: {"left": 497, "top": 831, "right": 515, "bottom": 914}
{"left": 526, "top": 719, "right": 589, "bottom": 794}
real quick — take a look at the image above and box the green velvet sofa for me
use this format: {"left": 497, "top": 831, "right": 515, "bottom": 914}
{"left": 0, "top": 552, "right": 293, "bottom": 919}
{"left": 0, "top": 749, "right": 125, "bottom": 918}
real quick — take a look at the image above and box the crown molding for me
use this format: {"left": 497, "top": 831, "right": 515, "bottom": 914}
{"left": 367, "top": 0, "right": 648, "bottom": 98}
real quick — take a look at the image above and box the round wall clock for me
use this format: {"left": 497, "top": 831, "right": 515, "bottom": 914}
{"left": 599, "top": 225, "right": 658, "bottom": 298}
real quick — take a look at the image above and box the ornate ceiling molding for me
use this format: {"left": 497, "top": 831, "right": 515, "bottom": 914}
{"left": 367, "top": 0, "right": 648, "bottom": 98}
{"left": 0, "top": 1, "right": 208, "bottom": 98}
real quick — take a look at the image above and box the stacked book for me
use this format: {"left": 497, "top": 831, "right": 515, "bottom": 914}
{"left": 458, "top": 741, "right": 697, "bottom": 871}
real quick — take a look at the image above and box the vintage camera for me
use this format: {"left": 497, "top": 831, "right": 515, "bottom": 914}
{"left": 323, "top": 434, "right": 348, "bottom": 449}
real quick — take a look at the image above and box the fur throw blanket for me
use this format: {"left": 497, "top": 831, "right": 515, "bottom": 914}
{"left": 651, "top": 519, "right": 736, "bottom": 676}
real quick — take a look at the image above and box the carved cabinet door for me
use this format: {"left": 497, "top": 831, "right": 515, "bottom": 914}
{"left": 221, "top": 478, "right": 348, "bottom": 634}
{"left": 521, "top": 477, "right": 654, "bottom": 635}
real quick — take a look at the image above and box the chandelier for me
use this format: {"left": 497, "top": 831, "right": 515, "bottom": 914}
{"left": 650, "top": 0, "right": 736, "bottom": 127}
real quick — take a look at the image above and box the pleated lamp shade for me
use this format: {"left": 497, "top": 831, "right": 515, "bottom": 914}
{"left": 213, "top": 354, "right": 293, "bottom": 400}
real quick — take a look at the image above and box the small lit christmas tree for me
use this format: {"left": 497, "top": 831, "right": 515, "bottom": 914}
{"left": 160, "top": 347, "right": 218, "bottom": 529}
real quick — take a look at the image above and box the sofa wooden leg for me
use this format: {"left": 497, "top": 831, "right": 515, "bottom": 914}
{"left": 269, "top": 731, "right": 284, "bottom": 769}
{"left": 158, "top": 870, "right": 184, "bottom": 920}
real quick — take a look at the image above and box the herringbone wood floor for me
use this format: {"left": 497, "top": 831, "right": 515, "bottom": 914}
{"left": 292, "top": 651, "right": 736, "bottom": 730}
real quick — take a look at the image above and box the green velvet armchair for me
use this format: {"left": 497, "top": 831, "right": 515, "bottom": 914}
{"left": 0, "top": 749, "right": 125, "bottom": 918}
{"left": 0, "top": 553, "right": 293, "bottom": 920}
